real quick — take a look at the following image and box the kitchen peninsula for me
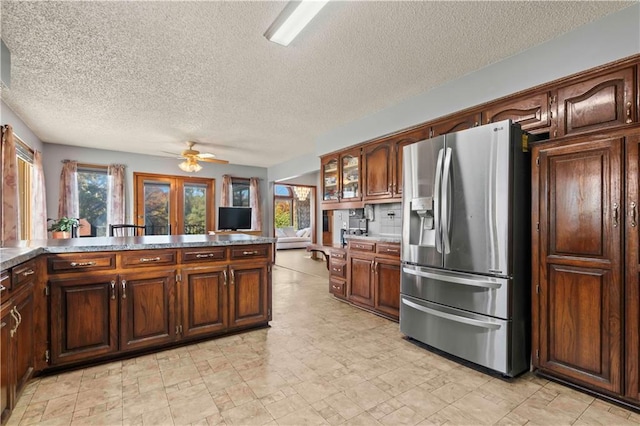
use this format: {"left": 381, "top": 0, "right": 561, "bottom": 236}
{"left": 0, "top": 234, "right": 275, "bottom": 423}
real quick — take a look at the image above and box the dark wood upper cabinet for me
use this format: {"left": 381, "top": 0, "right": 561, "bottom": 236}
{"left": 363, "top": 141, "right": 393, "bottom": 201}
{"left": 556, "top": 67, "right": 635, "bottom": 137}
{"left": 535, "top": 136, "right": 623, "bottom": 394}
{"left": 430, "top": 113, "right": 481, "bottom": 137}
{"left": 483, "top": 92, "right": 551, "bottom": 134}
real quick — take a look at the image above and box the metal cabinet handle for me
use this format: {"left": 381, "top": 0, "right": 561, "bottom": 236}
{"left": 15, "top": 307, "right": 22, "bottom": 327}
{"left": 631, "top": 201, "right": 637, "bottom": 228}
{"left": 230, "top": 270, "right": 235, "bottom": 285}
{"left": 139, "top": 257, "right": 161, "bottom": 262}
{"left": 242, "top": 251, "right": 258, "bottom": 255}
{"left": 223, "top": 270, "right": 228, "bottom": 286}
{"left": 0, "top": 321, "right": 5, "bottom": 329}
{"left": 374, "top": 261, "right": 378, "bottom": 275}
{"left": 196, "top": 253, "right": 216, "bottom": 258}
{"left": 627, "top": 101, "right": 633, "bottom": 124}
{"left": 9, "top": 308, "right": 18, "bottom": 337}
{"left": 110, "top": 280, "right": 116, "bottom": 300}
{"left": 22, "top": 269, "right": 35, "bottom": 276}
{"left": 70, "top": 261, "right": 96, "bottom": 267}
{"left": 613, "top": 203, "right": 619, "bottom": 227}
{"left": 0, "top": 284, "right": 6, "bottom": 293}
{"left": 121, "top": 280, "right": 127, "bottom": 299}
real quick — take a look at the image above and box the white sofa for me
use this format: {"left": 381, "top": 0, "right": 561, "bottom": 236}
{"left": 276, "top": 226, "right": 312, "bottom": 250}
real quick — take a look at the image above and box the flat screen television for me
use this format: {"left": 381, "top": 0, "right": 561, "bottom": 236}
{"left": 218, "top": 207, "right": 252, "bottom": 231}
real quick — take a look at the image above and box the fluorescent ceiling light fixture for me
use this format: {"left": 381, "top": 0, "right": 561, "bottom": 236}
{"left": 264, "top": 0, "right": 329, "bottom": 46}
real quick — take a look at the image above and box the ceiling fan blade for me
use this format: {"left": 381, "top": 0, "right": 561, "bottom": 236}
{"left": 199, "top": 158, "right": 229, "bottom": 164}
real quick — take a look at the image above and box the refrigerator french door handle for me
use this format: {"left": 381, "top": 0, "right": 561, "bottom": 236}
{"left": 402, "top": 298, "right": 501, "bottom": 330}
{"left": 433, "top": 148, "right": 445, "bottom": 253}
{"left": 402, "top": 267, "right": 502, "bottom": 289}
{"left": 441, "top": 147, "right": 453, "bottom": 254}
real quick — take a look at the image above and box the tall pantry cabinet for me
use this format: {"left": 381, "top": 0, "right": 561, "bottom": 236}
{"left": 532, "top": 127, "right": 640, "bottom": 405}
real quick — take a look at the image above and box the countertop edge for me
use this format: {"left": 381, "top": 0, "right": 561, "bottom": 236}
{"left": 1, "top": 235, "right": 277, "bottom": 271}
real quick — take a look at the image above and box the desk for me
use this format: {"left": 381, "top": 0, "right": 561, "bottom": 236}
{"left": 306, "top": 244, "right": 336, "bottom": 270}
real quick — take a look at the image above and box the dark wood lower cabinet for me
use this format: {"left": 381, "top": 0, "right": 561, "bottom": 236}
{"left": 229, "top": 263, "right": 269, "bottom": 329}
{"left": 374, "top": 258, "right": 400, "bottom": 319}
{"left": 181, "top": 266, "right": 228, "bottom": 337}
{"left": 347, "top": 255, "right": 374, "bottom": 307}
{"left": 50, "top": 274, "right": 119, "bottom": 365}
{"left": 0, "top": 303, "right": 13, "bottom": 424}
{"left": 119, "top": 270, "right": 177, "bottom": 351}
{"left": 13, "top": 284, "right": 35, "bottom": 397}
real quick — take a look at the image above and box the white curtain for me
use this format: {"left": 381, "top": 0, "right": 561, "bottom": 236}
{"left": 221, "top": 174, "right": 231, "bottom": 207}
{"left": 32, "top": 150, "right": 48, "bottom": 239}
{"left": 250, "top": 177, "right": 262, "bottom": 231}
{"left": 58, "top": 160, "right": 78, "bottom": 219}
{"left": 1, "top": 124, "right": 20, "bottom": 244}
{"left": 107, "top": 164, "right": 126, "bottom": 226}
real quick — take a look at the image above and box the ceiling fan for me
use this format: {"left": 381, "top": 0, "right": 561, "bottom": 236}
{"left": 168, "top": 141, "right": 229, "bottom": 172}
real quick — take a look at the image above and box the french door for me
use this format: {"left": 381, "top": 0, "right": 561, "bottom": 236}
{"left": 134, "top": 173, "right": 215, "bottom": 235}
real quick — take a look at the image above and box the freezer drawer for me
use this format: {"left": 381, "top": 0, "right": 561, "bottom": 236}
{"left": 400, "top": 295, "right": 526, "bottom": 377}
{"left": 401, "top": 264, "right": 510, "bottom": 319}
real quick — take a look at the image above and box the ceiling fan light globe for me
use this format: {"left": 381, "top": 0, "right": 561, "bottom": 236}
{"left": 178, "top": 159, "right": 202, "bottom": 172}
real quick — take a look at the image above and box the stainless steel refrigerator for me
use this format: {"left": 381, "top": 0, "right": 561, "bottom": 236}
{"left": 400, "top": 119, "right": 530, "bottom": 377}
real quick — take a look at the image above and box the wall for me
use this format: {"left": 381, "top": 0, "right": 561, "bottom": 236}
{"left": 1, "top": 100, "right": 44, "bottom": 152}
{"left": 42, "top": 143, "right": 269, "bottom": 234}
{"left": 267, "top": 3, "right": 640, "bottom": 179}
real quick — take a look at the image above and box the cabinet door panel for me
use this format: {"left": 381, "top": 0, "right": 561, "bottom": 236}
{"left": 182, "top": 267, "right": 227, "bottom": 337}
{"left": 626, "top": 134, "right": 640, "bottom": 401}
{"left": 557, "top": 68, "right": 635, "bottom": 137}
{"left": 229, "top": 264, "right": 268, "bottom": 328}
{"left": 363, "top": 142, "right": 392, "bottom": 200}
{"left": 348, "top": 256, "right": 374, "bottom": 307}
{"left": 540, "top": 265, "right": 620, "bottom": 392}
{"left": 537, "top": 137, "right": 623, "bottom": 394}
{"left": 374, "top": 258, "right": 400, "bottom": 319}
{"left": 50, "top": 275, "right": 119, "bottom": 365}
{"left": 1, "top": 304, "right": 13, "bottom": 423}
{"left": 393, "top": 129, "right": 430, "bottom": 198}
{"left": 120, "top": 270, "right": 176, "bottom": 351}
{"left": 13, "top": 285, "right": 34, "bottom": 396}
{"left": 484, "top": 92, "right": 551, "bottom": 133}
{"left": 431, "top": 113, "right": 481, "bottom": 137}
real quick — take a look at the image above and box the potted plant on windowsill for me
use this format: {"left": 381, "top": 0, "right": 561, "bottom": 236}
{"left": 48, "top": 217, "right": 79, "bottom": 239}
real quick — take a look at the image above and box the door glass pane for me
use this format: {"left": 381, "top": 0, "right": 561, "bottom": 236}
{"left": 184, "top": 184, "right": 207, "bottom": 234}
{"left": 323, "top": 159, "right": 338, "bottom": 201}
{"left": 342, "top": 155, "right": 359, "bottom": 199}
{"left": 144, "top": 182, "right": 171, "bottom": 235}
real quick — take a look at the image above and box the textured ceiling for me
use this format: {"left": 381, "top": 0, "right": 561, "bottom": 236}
{"left": 0, "top": 1, "right": 634, "bottom": 167}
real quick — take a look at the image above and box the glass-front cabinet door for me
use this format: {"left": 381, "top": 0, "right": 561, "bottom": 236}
{"left": 341, "top": 149, "right": 361, "bottom": 201}
{"left": 322, "top": 157, "right": 339, "bottom": 202}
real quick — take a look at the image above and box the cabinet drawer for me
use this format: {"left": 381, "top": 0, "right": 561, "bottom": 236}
{"left": 230, "top": 245, "right": 269, "bottom": 260}
{"left": 121, "top": 250, "right": 177, "bottom": 268}
{"left": 0, "top": 270, "right": 11, "bottom": 296}
{"left": 330, "top": 278, "right": 346, "bottom": 298}
{"left": 48, "top": 254, "right": 116, "bottom": 274}
{"left": 182, "top": 247, "right": 227, "bottom": 263}
{"left": 330, "top": 250, "right": 346, "bottom": 261}
{"left": 12, "top": 260, "right": 37, "bottom": 288}
{"left": 330, "top": 261, "right": 346, "bottom": 279}
{"left": 376, "top": 243, "right": 401, "bottom": 258}
{"left": 348, "top": 240, "right": 375, "bottom": 253}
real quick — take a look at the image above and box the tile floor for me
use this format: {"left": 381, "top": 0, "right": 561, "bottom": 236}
{"left": 7, "top": 254, "right": 640, "bottom": 425}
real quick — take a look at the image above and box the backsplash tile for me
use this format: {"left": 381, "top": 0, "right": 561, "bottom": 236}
{"left": 368, "top": 203, "right": 402, "bottom": 236}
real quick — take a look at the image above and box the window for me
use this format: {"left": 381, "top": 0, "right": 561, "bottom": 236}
{"left": 77, "top": 166, "right": 108, "bottom": 236}
{"left": 16, "top": 139, "right": 33, "bottom": 240}
{"left": 231, "top": 178, "right": 250, "bottom": 207}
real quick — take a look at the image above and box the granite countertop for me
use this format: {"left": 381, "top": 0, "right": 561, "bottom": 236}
{"left": 0, "top": 234, "right": 277, "bottom": 271}
{"left": 344, "top": 234, "right": 401, "bottom": 244}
